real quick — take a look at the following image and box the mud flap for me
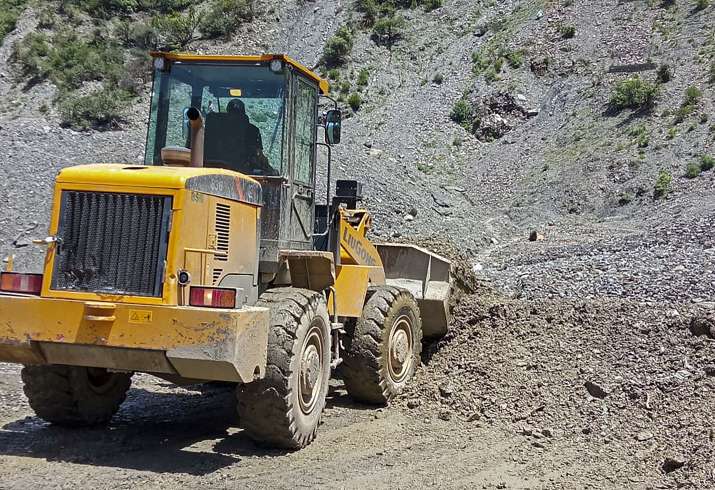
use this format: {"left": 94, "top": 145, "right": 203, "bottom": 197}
{"left": 375, "top": 243, "right": 452, "bottom": 337}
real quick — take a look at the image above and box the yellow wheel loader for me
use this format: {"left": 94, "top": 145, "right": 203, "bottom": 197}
{"left": 0, "top": 53, "right": 452, "bottom": 449}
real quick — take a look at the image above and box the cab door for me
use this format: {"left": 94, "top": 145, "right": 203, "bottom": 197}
{"left": 289, "top": 75, "right": 319, "bottom": 249}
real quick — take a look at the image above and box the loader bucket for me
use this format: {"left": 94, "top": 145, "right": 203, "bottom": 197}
{"left": 376, "top": 243, "right": 452, "bottom": 337}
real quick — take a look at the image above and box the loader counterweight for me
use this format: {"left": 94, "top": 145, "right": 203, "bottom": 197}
{"left": 0, "top": 293, "right": 269, "bottom": 383}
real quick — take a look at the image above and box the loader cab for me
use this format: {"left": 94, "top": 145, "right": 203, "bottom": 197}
{"left": 145, "top": 53, "right": 330, "bottom": 275}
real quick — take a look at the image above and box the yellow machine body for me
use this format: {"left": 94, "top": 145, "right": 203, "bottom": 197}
{"left": 0, "top": 163, "right": 268, "bottom": 382}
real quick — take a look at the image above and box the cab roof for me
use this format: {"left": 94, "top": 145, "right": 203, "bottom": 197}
{"left": 150, "top": 52, "right": 330, "bottom": 95}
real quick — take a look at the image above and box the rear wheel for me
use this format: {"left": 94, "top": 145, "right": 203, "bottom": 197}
{"left": 237, "top": 287, "right": 331, "bottom": 449}
{"left": 21, "top": 365, "right": 132, "bottom": 426}
{"left": 342, "top": 286, "right": 422, "bottom": 404}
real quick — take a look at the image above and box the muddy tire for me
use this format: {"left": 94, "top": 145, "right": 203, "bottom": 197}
{"left": 21, "top": 365, "right": 132, "bottom": 426}
{"left": 342, "top": 286, "right": 422, "bottom": 404}
{"left": 237, "top": 287, "right": 331, "bottom": 449}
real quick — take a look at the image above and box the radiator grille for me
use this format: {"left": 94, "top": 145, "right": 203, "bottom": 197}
{"left": 215, "top": 203, "right": 230, "bottom": 262}
{"left": 52, "top": 191, "right": 172, "bottom": 297}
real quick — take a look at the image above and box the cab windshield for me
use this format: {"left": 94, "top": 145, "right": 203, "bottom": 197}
{"left": 145, "top": 61, "right": 285, "bottom": 176}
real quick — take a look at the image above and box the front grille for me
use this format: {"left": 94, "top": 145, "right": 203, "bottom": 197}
{"left": 52, "top": 191, "right": 172, "bottom": 297}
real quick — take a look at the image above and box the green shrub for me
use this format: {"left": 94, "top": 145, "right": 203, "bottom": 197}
{"left": 450, "top": 99, "right": 473, "bottom": 129}
{"left": 323, "top": 26, "right": 353, "bottom": 66}
{"left": 432, "top": 73, "right": 443, "bottom": 84}
{"left": 709, "top": 61, "right": 715, "bottom": 84}
{"left": 506, "top": 50, "right": 524, "bottom": 68}
{"left": 628, "top": 124, "right": 649, "bottom": 148}
{"left": 62, "top": 0, "right": 190, "bottom": 16}
{"left": 339, "top": 80, "right": 351, "bottom": 94}
{"left": 347, "top": 92, "right": 362, "bottom": 111}
{"left": 610, "top": 76, "right": 659, "bottom": 109}
{"left": 423, "top": 0, "right": 442, "bottom": 11}
{"left": 11, "top": 32, "right": 50, "bottom": 79}
{"left": 200, "top": 0, "right": 254, "bottom": 39}
{"left": 152, "top": 6, "right": 202, "bottom": 49}
{"left": 685, "top": 162, "right": 701, "bottom": 178}
{"left": 674, "top": 85, "right": 702, "bottom": 122}
{"left": 695, "top": 0, "right": 710, "bottom": 10}
{"left": 327, "top": 68, "right": 340, "bottom": 80}
{"left": 357, "top": 68, "right": 369, "bottom": 86}
{"left": 59, "top": 87, "right": 132, "bottom": 130}
{"left": 372, "top": 14, "right": 405, "bottom": 46}
{"left": 44, "top": 34, "right": 124, "bottom": 90}
{"left": 700, "top": 155, "right": 715, "bottom": 171}
{"left": 559, "top": 24, "right": 576, "bottom": 39}
{"left": 0, "top": 0, "right": 28, "bottom": 42}
{"left": 653, "top": 170, "right": 672, "bottom": 198}
{"left": 37, "top": 7, "right": 56, "bottom": 28}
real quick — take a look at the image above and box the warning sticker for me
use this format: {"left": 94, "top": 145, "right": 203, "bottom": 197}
{"left": 129, "top": 310, "right": 153, "bottom": 324}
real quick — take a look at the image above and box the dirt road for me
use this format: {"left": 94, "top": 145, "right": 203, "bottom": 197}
{"left": 0, "top": 363, "right": 544, "bottom": 490}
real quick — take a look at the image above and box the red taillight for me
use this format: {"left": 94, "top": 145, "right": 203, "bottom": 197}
{"left": 189, "top": 287, "right": 236, "bottom": 308}
{"left": 0, "top": 272, "right": 43, "bottom": 295}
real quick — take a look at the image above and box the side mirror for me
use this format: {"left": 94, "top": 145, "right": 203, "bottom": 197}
{"left": 325, "top": 109, "right": 341, "bottom": 145}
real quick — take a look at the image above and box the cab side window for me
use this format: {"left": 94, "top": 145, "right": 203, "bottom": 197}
{"left": 293, "top": 78, "right": 317, "bottom": 184}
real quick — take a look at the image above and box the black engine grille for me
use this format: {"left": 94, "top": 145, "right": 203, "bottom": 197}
{"left": 52, "top": 191, "right": 172, "bottom": 297}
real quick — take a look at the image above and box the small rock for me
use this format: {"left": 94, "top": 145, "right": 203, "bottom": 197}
{"left": 529, "top": 230, "right": 544, "bottom": 241}
{"left": 438, "top": 381, "right": 454, "bottom": 397}
{"left": 704, "top": 365, "right": 715, "bottom": 376}
{"left": 467, "top": 412, "right": 481, "bottom": 422}
{"left": 635, "top": 431, "right": 653, "bottom": 442}
{"left": 404, "top": 214, "right": 414, "bottom": 222}
{"left": 689, "top": 316, "right": 715, "bottom": 337}
{"left": 438, "top": 410, "right": 452, "bottom": 421}
{"left": 408, "top": 207, "right": 418, "bottom": 217}
{"left": 662, "top": 457, "right": 686, "bottom": 473}
{"left": 584, "top": 381, "right": 609, "bottom": 399}
{"left": 541, "top": 428, "right": 553, "bottom": 438}
{"left": 406, "top": 399, "right": 421, "bottom": 409}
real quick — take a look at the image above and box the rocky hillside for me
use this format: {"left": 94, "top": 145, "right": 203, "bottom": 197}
{"left": 1, "top": 0, "right": 713, "bottom": 271}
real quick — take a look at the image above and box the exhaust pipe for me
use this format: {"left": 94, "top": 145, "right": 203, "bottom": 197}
{"left": 187, "top": 107, "right": 204, "bottom": 168}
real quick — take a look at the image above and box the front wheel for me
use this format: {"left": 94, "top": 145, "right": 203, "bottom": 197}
{"left": 237, "top": 287, "right": 331, "bottom": 449}
{"left": 342, "top": 286, "right": 423, "bottom": 404}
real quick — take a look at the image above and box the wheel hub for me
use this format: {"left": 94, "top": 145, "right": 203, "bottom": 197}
{"left": 388, "top": 315, "right": 414, "bottom": 384}
{"left": 298, "top": 325, "right": 324, "bottom": 415}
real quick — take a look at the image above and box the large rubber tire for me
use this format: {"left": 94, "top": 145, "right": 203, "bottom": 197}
{"left": 21, "top": 365, "right": 132, "bottom": 426}
{"left": 237, "top": 287, "right": 331, "bottom": 449}
{"left": 342, "top": 286, "right": 422, "bottom": 404}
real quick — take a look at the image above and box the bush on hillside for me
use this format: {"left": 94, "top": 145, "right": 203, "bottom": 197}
{"left": 685, "top": 162, "right": 701, "bottom": 178}
{"left": 700, "top": 155, "right": 715, "bottom": 171}
{"left": 450, "top": 99, "right": 473, "bottom": 130}
{"left": 0, "top": 0, "right": 27, "bottom": 42}
{"left": 11, "top": 32, "right": 50, "bottom": 79}
{"left": 152, "top": 7, "right": 202, "bottom": 49}
{"left": 348, "top": 92, "right": 362, "bottom": 111}
{"left": 653, "top": 170, "right": 672, "bottom": 199}
{"left": 59, "top": 87, "right": 132, "bottom": 130}
{"left": 201, "top": 0, "right": 255, "bottom": 39}
{"left": 372, "top": 14, "right": 405, "bottom": 46}
{"left": 610, "top": 76, "right": 659, "bottom": 110}
{"left": 323, "top": 26, "right": 353, "bottom": 66}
